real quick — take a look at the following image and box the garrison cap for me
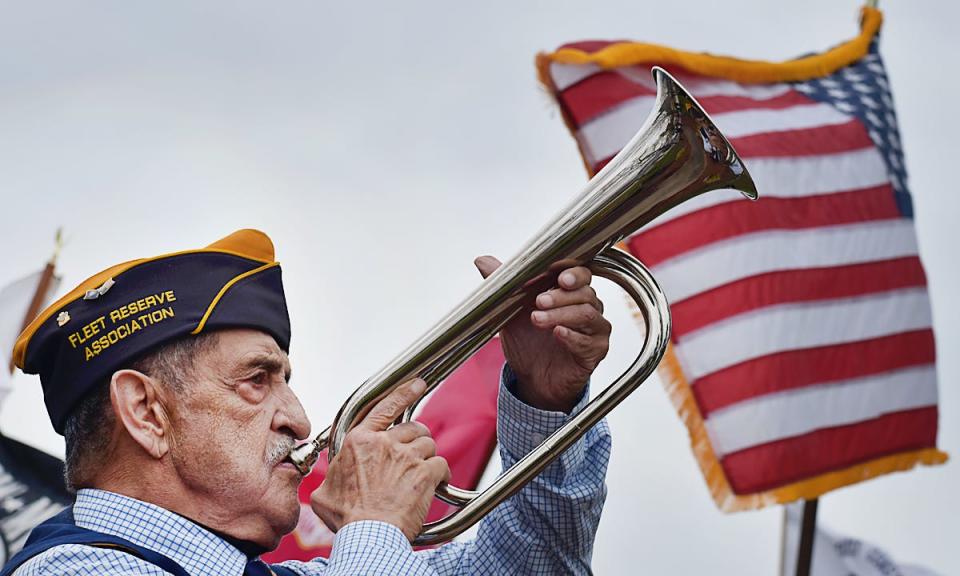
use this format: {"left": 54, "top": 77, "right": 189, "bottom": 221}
{"left": 13, "top": 229, "right": 291, "bottom": 435}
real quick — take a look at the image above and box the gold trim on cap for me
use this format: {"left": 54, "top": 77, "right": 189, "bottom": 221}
{"left": 191, "top": 262, "right": 281, "bottom": 336}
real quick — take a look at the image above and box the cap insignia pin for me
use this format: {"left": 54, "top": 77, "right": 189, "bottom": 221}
{"left": 56, "top": 311, "right": 71, "bottom": 327}
{"left": 83, "top": 278, "right": 115, "bottom": 301}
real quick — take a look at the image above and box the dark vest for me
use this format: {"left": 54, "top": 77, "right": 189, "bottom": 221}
{"left": 0, "top": 508, "right": 298, "bottom": 576}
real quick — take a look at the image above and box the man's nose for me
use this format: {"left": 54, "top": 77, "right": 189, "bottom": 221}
{"left": 274, "top": 385, "right": 312, "bottom": 440}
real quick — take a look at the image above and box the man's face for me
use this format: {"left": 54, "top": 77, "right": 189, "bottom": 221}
{"left": 163, "top": 329, "right": 311, "bottom": 547}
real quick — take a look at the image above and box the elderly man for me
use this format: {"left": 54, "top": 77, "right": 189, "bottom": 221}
{"left": 2, "top": 229, "right": 612, "bottom": 575}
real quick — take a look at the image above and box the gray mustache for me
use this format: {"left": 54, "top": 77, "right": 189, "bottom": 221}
{"left": 268, "top": 436, "right": 297, "bottom": 466}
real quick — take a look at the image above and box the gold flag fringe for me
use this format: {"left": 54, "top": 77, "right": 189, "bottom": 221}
{"left": 659, "top": 346, "right": 948, "bottom": 512}
{"left": 537, "top": 7, "right": 883, "bottom": 85}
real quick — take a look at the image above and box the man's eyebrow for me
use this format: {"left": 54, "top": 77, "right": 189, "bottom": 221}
{"left": 241, "top": 354, "right": 292, "bottom": 382}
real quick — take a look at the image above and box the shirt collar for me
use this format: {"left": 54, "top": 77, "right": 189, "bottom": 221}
{"left": 74, "top": 488, "right": 250, "bottom": 574}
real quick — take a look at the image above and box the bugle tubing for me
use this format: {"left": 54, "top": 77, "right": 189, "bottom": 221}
{"left": 288, "top": 67, "right": 758, "bottom": 545}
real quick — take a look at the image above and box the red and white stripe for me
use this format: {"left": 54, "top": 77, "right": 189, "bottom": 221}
{"left": 546, "top": 53, "right": 938, "bottom": 493}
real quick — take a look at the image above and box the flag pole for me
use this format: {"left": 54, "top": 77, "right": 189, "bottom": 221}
{"left": 8, "top": 229, "right": 62, "bottom": 374}
{"left": 794, "top": 498, "right": 819, "bottom": 576}
{"left": 778, "top": 507, "right": 788, "bottom": 576}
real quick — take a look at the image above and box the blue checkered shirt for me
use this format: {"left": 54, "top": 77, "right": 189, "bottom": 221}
{"left": 16, "top": 367, "right": 611, "bottom": 575}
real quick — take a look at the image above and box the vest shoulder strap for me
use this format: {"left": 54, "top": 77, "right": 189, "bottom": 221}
{"left": 1, "top": 508, "right": 190, "bottom": 576}
{"left": 2, "top": 507, "right": 301, "bottom": 576}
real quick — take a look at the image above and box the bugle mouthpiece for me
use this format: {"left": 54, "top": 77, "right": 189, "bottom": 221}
{"left": 287, "top": 432, "right": 329, "bottom": 475}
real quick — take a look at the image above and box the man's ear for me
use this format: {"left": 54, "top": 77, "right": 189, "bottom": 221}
{"left": 110, "top": 369, "right": 170, "bottom": 460}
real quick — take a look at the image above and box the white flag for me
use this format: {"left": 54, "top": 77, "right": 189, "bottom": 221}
{"left": 0, "top": 270, "right": 59, "bottom": 407}
{"left": 782, "top": 503, "right": 942, "bottom": 576}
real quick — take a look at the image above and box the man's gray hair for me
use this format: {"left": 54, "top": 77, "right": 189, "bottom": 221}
{"left": 62, "top": 332, "right": 219, "bottom": 492}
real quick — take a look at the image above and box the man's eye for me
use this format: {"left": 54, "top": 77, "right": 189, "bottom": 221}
{"left": 249, "top": 371, "right": 269, "bottom": 385}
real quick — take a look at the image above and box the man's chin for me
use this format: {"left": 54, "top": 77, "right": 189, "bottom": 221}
{"left": 252, "top": 493, "right": 302, "bottom": 551}
{"left": 259, "top": 465, "right": 304, "bottom": 541}
{"left": 277, "top": 482, "right": 303, "bottom": 527}
{"left": 274, "top": 500, "right": 303, "bottom": 544}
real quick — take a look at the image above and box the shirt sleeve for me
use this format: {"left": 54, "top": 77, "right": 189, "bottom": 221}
{"left": 278, "top": 521, "right": 439, "bottom": 576}
{"left": 312, "top": 521, "right": 438, "bottom": 576}
{"left": 421, "top": 363, "right": 611, "bottom": 575}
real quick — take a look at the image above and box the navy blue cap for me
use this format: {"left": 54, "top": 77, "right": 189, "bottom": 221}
{"left": 14, "top": 229, "right": 291, "bottom": 435}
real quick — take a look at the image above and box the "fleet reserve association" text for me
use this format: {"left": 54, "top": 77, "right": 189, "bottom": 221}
{"left": 66, "top": 290, "right": 178, "bottom": 361}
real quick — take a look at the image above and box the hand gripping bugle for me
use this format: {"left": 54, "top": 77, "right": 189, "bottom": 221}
{"left": 288, "top": 67, "right": 758, "bottom": 545}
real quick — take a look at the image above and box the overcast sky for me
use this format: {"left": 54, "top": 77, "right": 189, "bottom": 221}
{"left": 1, "top": 1, "right": 957, "bottom": 573}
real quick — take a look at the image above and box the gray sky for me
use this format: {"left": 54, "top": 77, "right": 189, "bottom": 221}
{"left": 1, "top": 1, "right": 956, "bottom": 573}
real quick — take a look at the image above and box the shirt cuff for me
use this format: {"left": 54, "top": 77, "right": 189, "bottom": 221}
{"left": 328, "top": 520, "right": 411, "bottom": 563}
{"left": 497, "top": 363, "right": 592, "bottom": 474}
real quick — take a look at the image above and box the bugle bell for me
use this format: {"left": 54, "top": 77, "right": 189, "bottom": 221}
{"left": 288, "top": 66, "right": 758, "bottom": 546}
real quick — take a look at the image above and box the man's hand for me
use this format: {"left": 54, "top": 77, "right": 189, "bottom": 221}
{"left": 475, "top": 256, "right": 612, "bottom": 413}
{"left": 310, "top": 379, "right": 450, "bottom": 543}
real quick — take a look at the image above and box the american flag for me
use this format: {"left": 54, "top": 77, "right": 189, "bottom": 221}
{"left": 537, "top": 7, "right": 947, "bottom": 510}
